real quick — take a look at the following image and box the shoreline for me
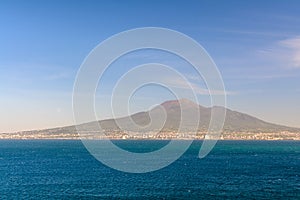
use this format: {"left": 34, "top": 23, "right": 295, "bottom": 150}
{"left": 0, "top": 138, "right": 299, "bottom": 141}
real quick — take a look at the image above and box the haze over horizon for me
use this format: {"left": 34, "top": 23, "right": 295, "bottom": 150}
{"left": 1, "top": 0, "right": 300, "bottom": 132}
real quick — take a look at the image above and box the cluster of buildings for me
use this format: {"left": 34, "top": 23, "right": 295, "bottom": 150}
{"left": 0, "top": 130, "right": 299, "bottom": 140}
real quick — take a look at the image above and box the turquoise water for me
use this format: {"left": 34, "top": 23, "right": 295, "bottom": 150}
{"left": 0, "top": 140, "right": 299, "bottom": 199}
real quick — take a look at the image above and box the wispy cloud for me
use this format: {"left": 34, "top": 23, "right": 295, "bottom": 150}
{"left": 228, "top": 72, "right": 299, "bottom": 80}
{"left": 0, "top": 62, "right": 74, "bottom": 82}
{"left": 43, "top": 72, "right": 72, "bottom": 81}
{"left": 164, "top": 76, "right": 235, "bottom": 95}
{"left": 215, "top": 29, "right": 293, "bottom": 38}
{"left": 279, "top": 37, "right": 300, "bottom": 68}
{"left": 259, "top": 36, "right": 300, "bottom": 69}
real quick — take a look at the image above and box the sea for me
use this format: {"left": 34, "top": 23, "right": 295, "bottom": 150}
{"left": 0, "top": 140, "right": 299, "bottom": 199}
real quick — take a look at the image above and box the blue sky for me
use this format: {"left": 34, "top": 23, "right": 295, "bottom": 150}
{"left": 1, "top": 0, "right": 300, "bottom": 132}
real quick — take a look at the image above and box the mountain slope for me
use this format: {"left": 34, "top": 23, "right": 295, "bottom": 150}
{"left": 95, "top": 98, "right": 298, "bottom": 133}
{"left": 3, "top": 99, "right": 299, "bottom": 139}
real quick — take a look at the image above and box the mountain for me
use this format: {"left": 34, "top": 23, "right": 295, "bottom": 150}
{"left": 96, "top": 98, "right": 298, "bottom": 133}
{"left": 2, "top": 99, "right": 299, "bottom": 139}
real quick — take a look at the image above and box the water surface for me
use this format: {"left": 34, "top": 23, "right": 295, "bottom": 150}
{"left": 0, "top": 140, "right": 299, "bottom": 199}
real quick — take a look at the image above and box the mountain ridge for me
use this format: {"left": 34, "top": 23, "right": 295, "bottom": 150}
{"left": 144, "top": 99, "right": 298, "bottom": 132}
{"left": 1, "top": 99, "right": 299, "bottom": 140}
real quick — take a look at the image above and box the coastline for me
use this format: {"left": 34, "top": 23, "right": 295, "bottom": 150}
{"left": 0, "top": 138, "right": 299, "bottom": 141}
{"left": 1, "top": 129, "right": 299, "bottom": 141}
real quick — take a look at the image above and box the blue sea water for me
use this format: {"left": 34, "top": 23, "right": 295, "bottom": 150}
{"left": 0, "top": 140, "right": 299, "bottom": 199}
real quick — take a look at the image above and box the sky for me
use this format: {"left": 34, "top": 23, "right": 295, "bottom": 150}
{"left": 1, "top": 0, "right": 300, "bottom": 132}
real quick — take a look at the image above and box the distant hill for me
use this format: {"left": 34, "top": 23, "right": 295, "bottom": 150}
{"left": 95, "top": 98, "right": 299, "bottom": 133}
{"left": 3, "top": 99, "right": 299, "bottom": 139}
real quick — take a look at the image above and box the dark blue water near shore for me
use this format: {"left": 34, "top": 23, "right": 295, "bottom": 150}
{"left": 0, "top": 140, "right": 299, "bottom": 199}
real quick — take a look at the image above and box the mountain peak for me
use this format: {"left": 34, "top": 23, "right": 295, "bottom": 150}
{"left": 160, "top": 98, "right": 198, "bottom": 109}
{"left": 5, "top": 99, "right": 299, "bottom": 140}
